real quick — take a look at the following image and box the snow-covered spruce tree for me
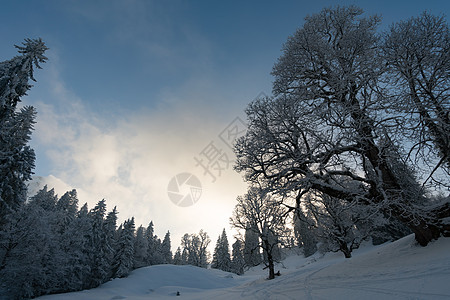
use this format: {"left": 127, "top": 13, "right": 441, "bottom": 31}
{"left": 243, "top": 224, "right": 261, "bottom": 267}
{"left": 0, "top": 38, "right": 47, "bottom": 223}
{"left": 113, "top": 218, "right": 135, "bottom": 278}
{"left": 231, "top": 239, "right": 245, "bottom": 275}
{"left": 58, "top": 198, "right": 93, "bottom": 292}
{"left": 134, "top": 225, "right": 149, "bottom": 268}
{"left": 151, "top": 236, "right": 165, "bottom": 264}
{"left": 74, "top": 203, "right": 94, "bottom": 289}
{"left": 54, "top": 190, "right": 82, "bottom": 292}
{"left": 173, "top": 247, "right": 183, "bottom": 265}
{"left": 235, "top": 6, "right": 449, "bottom": 246}
{"left": 293, "top": 206, "right": 317, "bottom": 257}
{"left": 211, "top": 236, "right": 222, "bottom": 269}
{"left": 0, "top": 187, "right": 54, "bottom": 298}
{"left": 181, "top": 247, "right": 189, "bottom": 265}
{"left": 211, "top": 229, "right": 231, "bottom": 272}
{"left": 103, "top": 206, "right": 118, "bottom": 279}
{"left": 87, "top": 200, "right": 110, "bottom": 287}
{"left": 161, "top": 231, "right": 173, "bottom": 264}
{"left": 231, "top": 188, "right": 287, "bottom": 279}
{"left": 145, "top": 221, "right": 162, "bottom": 265}
{"left": 55, "top": 190, "right": 79, "bottom": 235}
{"left": 0, "top": 200, "right": 54, "bottom": 299}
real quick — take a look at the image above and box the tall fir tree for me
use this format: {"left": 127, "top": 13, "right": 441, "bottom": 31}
{"left": 231, "top": 239, "right": 245, "bottom": 275}
{"left": 0, "top": 38, "right": 47, "bottom": 222}
{"left": 211, "top": 229, "right": 231, "bottom": 272}
{"left": 173, "top": 247, "right": 182, "bottom": 265}
{"left": 103, "top": 206, "right": 118, "bottom": 279}
{"left": 244, "top": 224, "right": 261, "bottom": 267}
{"left": 113, "top": 218, "right": 135, "bottom": 278}
{"left": 134, "top": 225, "right": 149, "bottom": 268}
{"left": 161, "top": 231, "right": 172, "bottom": 264}
{"left": 293, "top": 206, "right": 317, "bottom": 257}
{"left": 88, "top": 200, "right": 110, "bottom": 287}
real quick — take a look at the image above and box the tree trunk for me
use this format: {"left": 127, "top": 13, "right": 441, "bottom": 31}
{"left": 339, "top": 240, "right": 352, "bottom": 258}
{"left": 263, "top": 239, "right": 275, "bottom": 280}
{"left": 348, "top": 91, "right": 449, "bottom": 246}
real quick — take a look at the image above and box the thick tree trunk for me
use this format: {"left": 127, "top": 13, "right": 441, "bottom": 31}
{"left": 263, "top": 239, "right": 275, "bottom": 280}
{"left": 348, "top": 92, "right": 450, "bottom": 246}
{"left": 339, "top": 240, "right": 352, "bottom": 258}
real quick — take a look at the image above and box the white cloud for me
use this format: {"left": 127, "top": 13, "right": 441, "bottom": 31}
{"left": 30, "top": 57, "right": 248, "bottom": 249}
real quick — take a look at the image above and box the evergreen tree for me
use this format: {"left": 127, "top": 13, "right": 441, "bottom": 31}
{"left": 0, "top": 204, "right": 53, "bottom": 298}
{"left": 103, "top": 206, "right": 118, "bottom": 279}
{"left": 145, "top": 221, "right": 157, "bottom": 265}
{"left": 293, "top": 209, "right": 317, "bottom": 257}
{"left": 76, "top": 203, "right": 94, "bottom": 289}
{"left": 181, "top": 247, "right": 189, "bottom": 265}
{"left": 0, "top": 38, "right": 47, "bottom": 222}
{"left": 173, "top": 247, "right": 182, "bottom": 265}
{"left": 211, "top": 235, "right": 221, "bottom": 269}
{"left": 55, "top": 190, "right": 79, "bottom": 234}
{"left": 134, "top": 225, "right": 148, "bottom": 268}
{"left": 161, "top": 231, "right": 172, "bottom": 264}
{"left": 60, "top": 201, "right": 91, "bottom": 292}
{"left": 231, "top": 239, "right": 245, "bottom": 275}
{"left": 243, "top": 224, "right": 261, "bottom": 267}
{"left": 113, "top": 218, "right": 135, "bottom": 278}
{"left": 88, "top": 200, "right": 109, "bottom": 287}
{"left": 211, "top": 229, "right": 231, "bottom": 272}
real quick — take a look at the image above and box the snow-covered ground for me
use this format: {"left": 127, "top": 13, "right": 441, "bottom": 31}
{"left": 38, "top": 235, "right": 450, "bottom": 300}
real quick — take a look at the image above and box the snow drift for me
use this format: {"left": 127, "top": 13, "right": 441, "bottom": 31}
{"left": 38, "top": 235, "right": 450, "bottom": 299}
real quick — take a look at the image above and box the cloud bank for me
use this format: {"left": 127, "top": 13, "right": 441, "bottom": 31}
{"left": 29, "top": 55, "right": 250, "bottom": 248}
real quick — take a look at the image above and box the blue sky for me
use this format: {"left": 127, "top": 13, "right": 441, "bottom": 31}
{"left": 1, "top": 0, "right": 449, "bottom": 246}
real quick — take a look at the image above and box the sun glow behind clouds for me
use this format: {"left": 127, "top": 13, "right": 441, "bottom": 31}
{"left": 29, "top": 57, "right": 248, "bottom": 247}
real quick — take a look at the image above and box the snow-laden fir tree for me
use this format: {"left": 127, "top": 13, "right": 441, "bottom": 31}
{"left": 243, "top": 224, "right": 261, "bottom": 267}
{"left": 293, "top": 207, "right": 317, "bottom": 257}
{"left": 173, "top": 247, "right": 183, "bottom": 265}
{"left": 113, "top": 218, "right": 135, "bottom": 278}
{"left": 103, "top": 206, "right": 118, "bottom": 279}
{"left": 87, "top": 200, "right": 110, "bottom": 286}
{"left": 0, "top": 199, "right": 53, "bottom": 298}
{"left": 181, "top": 247, "right": 189, "bottom": 265}
{"left": 211, "top": 229, "right": 231, "bottom": 272}
{"left": 0, "top": 38, "right": 47, "bottom": 223}
{"left": 74, "top": 203, "right": 94, "bottom": 289}
{"left": 161, "top": 231, "right": 172, "bottom": 264}
{"left": 54, "top": 190, "right": 84, "bottom": 292}
{"left": 134, "top": 225, "right": 148, "bottom": 268}
{"left": 231, "top": 239, "right": 245, "bottom": 275}
{"left": 145, "top": 221, "right": 163, "bottom": 265}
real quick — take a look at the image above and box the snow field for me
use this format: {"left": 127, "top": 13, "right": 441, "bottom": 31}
{"left": 38, "top": 235, "right": 450, "bottom": 300}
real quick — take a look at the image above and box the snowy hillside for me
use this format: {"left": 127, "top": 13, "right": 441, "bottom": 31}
{"left": 38, "top": 235, "right": 450, "bottom": 300}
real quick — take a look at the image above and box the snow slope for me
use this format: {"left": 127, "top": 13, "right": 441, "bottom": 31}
{"left": 38, "top": 235, "right": 450, "bottom": 300}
